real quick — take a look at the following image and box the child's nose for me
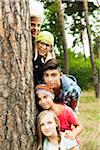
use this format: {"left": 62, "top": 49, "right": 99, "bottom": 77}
{"left": 48, "top": 76, "right": 52, "bottom": 82}
{"left": 44, "top": 123, "right": 49, "bottom": 129}
{"left": 42, "top": 44, "right": 47, "bottom": 49}
{"left": 35, "top": 25, "right": 39, "bottom": 30}
{"left": 41, "top": 99, "right": 46, "bottom": 103}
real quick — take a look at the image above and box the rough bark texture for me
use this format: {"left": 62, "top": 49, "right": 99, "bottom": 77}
{"left": 0, "top": 0, "right": 37, "bottom": 149}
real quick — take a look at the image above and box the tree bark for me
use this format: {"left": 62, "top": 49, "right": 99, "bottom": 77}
{"left": 83, "top": 0, "right": 100, "bottom": 98}
{"left": 57, "top": 0, "right": 69, "bottom": 73}
{"left": 0, "top": 0, "right": 37, "bottom": 149}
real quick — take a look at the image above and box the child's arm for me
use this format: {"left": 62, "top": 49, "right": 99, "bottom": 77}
{"left": 73, "top": 123, "right": 83, "bottom": 137}
{"left": 65, "top": 123, "right": 83, "bottom": 140}
{"left": 64, "top": 106, "right": 83, "bottom": 140}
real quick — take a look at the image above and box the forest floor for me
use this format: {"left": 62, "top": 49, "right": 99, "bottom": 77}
{"left": 79, "top": 90, "right": 100, "bottom": 150}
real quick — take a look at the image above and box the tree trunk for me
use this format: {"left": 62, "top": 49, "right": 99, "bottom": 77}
{"left": 0, "top": 0, "right": 37, "bottom": 149}
{"left": 83, "top": 0, "right": 100, "bottom": 98}
{"left": 57, "top": 0, "right": 69, "bottom": 73}
{"left": 95, "top": 36, "right": 100, "bottom": 59}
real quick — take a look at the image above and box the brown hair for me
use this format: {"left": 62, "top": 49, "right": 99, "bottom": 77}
{"left": 43, "top": 59, "right": 61, "bottom": 73}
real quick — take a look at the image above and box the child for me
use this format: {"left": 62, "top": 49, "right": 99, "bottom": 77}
{"left": 29, "top": 0, "right": 44, "bottom": 39}
{"left": 37, "top": 110, "right": 79, "bottom": 150}
{"left": 35, "top": 84, "right": 83, "bottom": 147}
{"left": 43, "top": 59, "right": 81, "bottom": 113}
{"left": 34, "top": 31, "right": 56, "bottom": 85}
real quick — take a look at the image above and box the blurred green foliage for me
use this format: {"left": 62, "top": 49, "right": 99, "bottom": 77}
{"left": 57, "top": 49, "right": 94, "bottom": 90}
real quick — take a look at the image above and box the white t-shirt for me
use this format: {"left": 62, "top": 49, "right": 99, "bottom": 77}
{"left": 43, "top": 132, "right": 78, "bottom": 150}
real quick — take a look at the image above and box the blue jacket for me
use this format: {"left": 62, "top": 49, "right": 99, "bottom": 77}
{"left": 54, "top": 74, "right": 81, "bottom": 110}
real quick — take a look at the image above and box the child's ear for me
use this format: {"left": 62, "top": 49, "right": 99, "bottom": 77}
{"left": 60, "top": 72, "right": 63, "bottom": 76}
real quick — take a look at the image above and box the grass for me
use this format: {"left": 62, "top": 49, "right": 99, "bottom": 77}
{"left": 78, "top": 91, "right": 100, "bottom": 150}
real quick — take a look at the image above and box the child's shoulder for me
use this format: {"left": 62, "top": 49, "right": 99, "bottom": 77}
{"left": 64, "top": 105, "right": 77, "bottom": 116}
{"left": 55, "top": 103, "right": 65, "bottom": 114}
{"left": 64, "top": 104, "right": 73, "bottom": 111}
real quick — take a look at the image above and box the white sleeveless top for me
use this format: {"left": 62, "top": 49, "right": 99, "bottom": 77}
{"left": 43, "top": 132, "right": 78, "bottom": 150}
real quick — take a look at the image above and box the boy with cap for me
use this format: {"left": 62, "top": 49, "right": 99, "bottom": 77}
{"left": 33, "top": 31, "right": 56, "bottom": 85}
{"left": 35, "top": 83, "right": 83, "bottom": 147}
{"left": 43, "top": 59, "right": 81, "bottom": 113}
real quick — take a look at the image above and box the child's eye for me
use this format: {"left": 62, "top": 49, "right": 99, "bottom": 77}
{"left": 38, "top": 24, "right": 40, "bottom": 27}
{"left": 31, "top": 23, "right": 35, "bottom": 27}
{"left": 47, "top": 121, "right": 53, "bottom": 125}
{"left": 38, "top": 98, "right": 41, "bottom": 102}
{"left": 44, "top": 95, "right": 48, "bottom": 99}
{"left": 52, "top": 74, "right": 56, "bottom": 77}
{"left": 40, "top": 123, "right": 44, "bottom": 127}
{"left": 44, "top": 74, "right": 48, "bottom": 77}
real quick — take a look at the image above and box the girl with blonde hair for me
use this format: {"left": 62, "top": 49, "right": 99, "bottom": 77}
{"left": 36, "top": 110, "right": 78, "bottom": 150}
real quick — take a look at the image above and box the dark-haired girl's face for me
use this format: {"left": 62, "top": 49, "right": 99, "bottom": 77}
{"left": 37, "top": 93, "right": 53, "bottom": 109}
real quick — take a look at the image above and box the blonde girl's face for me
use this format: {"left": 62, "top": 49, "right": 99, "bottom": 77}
{"left": 37, "top": 41, "right": 52, "bottom": 57}
{"left": 40, "top": 112, "right": 57, "bottom": 137}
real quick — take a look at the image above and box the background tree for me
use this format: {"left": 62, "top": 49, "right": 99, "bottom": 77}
{"left": 83, "top": 0, "right": 99, "bottom": 98}
{"left": 0, "top": 0, "right": 37, "bottom": 149}
{"left": 57, "top": 0, "right": 68, "bottom": 73}
{"left": 39, "top": 0, "right": 97, "bottom": 56}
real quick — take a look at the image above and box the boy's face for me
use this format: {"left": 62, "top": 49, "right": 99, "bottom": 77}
{"left": 31, "top": 17, "right": 42, "bottom": 38}
{"left": 37, "top": 93, "right": 54, "bottom": 109}
{"left": 43, "top": 69, "right": 61, "bottom": 89}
